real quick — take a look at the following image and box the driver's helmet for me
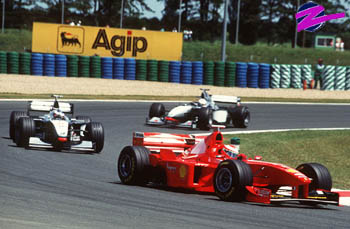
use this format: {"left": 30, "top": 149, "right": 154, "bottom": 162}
{"left": 198, "top": 98, "right": 207, "bottom": 106}
{"left": 51, "top": 109, "right": 65, "bottom": 120}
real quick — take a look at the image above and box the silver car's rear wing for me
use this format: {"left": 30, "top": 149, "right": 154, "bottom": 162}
{"left": 211, "top": 95, "right": 241, "bottom": 104}
{"left": 28, "top": 101, "right": 74, "bottom": 114}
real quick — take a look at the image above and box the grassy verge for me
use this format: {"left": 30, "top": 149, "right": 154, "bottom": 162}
{"left": 223, "top": 130, "right": 350, "bottom": 189}
{"left": 0, "top": 29, "right": 32, "bottom": 52}
{"left": 1, "top": 93, "right": 350, "bottom": 103}
{"left": 183, "top": 41, "right": 350, "bottom": 66}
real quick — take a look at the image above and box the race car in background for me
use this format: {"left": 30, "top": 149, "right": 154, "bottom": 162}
{"left": 118, "top": 126, "right": 339, "bottom": 206}
{"left": 9, "top": 95, "right": 104, "bottom": 153}
{"left": 146, "top": 89, "right": 250, "bottom": 130}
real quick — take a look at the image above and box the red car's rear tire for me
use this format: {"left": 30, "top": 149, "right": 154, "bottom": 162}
{"left": 214, "top": 160, "right": 253, "bottom": 201}
{"left": 118, "top": 146, "right": 151, "bottom": 185}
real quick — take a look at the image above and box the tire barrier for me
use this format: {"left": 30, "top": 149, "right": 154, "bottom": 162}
{"left": 280, "top": 64, "right": 291, "bottom": 88}
{"left": 258, "top": 63, "right": 270, "bottom": 89}
{"left": 19, "top": 52, "right": 31, "bottom": 75}
{"left": 203, "top": 61, "right": 214, "bottom": 85}
{"left": 214, "top": 61, "right": 225, "bottom": 86}
{"left": 136, "top": 59, "right": 147, "bottom": 81}
{"left": 321, "top": 65, "right": 335, "bottom": 91}
{"left": 125, "top": 58, "right": 136, "bottom": 80}
{"left": 147, "top": 59, "right": 158, "bottom": 81}
{"left": 192, "top": 61, "right": 203, "bottom": 85}
{"left": 158, "top": 60, "right": 169, "bottom": 82}
{"left": 90, "top": 56, "right": 101, "bottom": 78}
{"left": 225, "top": 62, "right": 236, "bottom": 87}
{"left": 43, "top": 54, "right": 55, "bottom": 77}
{"left": 7, "top": 51, "right": 350, "bottom": 91}
{"left": 247, "top": 63, "right": 259, "bottom": 88}
{"left": 31, "top": 53, "right": 44, "bottom": 76}
{"left": 7, "top": 51, "right": 19, "bottom": 74}
{"left": 0, "top": 51, "right": 7, "bottom": 73}
{"left": 346, "top": 67, "right": 350, "bottom": 91}
{"left": 290, "top": 64, "right": 302, "bottom": 89}
{"left": 236, "top": 62, "right": 248, "bottom": 88}
{"left": 334, "top": 66, "right": 346, "bottom": 91}
{"left": 169, "top": 61, "right": 181, "bottom": 83}
{"left": 67, "top": 55, "right": 78, "bottom": 77}
{"left": 113, "top": 58, "right": 124, "bottom": 79}
{"left": 101, "top": 57, "right": 113, "bottom": 79}
{"left": 79, "top": 56, "right": 90, "bottom": 78}
{"left": 301, "top": 64, "right": 312, "bottom": 83}
{"left": 270, "top": 64, "right": 280, "bottom": 89}
{"left": 55, "top": 54, "right": 67, "bottom": 77}
{"left": 181, "top": 61, "right": 192, "bottom": 84}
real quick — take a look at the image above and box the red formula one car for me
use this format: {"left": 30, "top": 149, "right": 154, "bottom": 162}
{"left": 117, "top": 127, "right": 339, "bottom": 206}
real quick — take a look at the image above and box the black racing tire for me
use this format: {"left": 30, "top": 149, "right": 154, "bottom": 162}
{"left": 229, "top": 106, "right": 250, "bottom": 128}
{"left": 214, "top": 160, "right": 253, "bottom": 202}
{"left": 9, "top": 111, "right": 27, "bottom": 141}
{"left": 296, "top": 163, "right": 332, "bottom": 191}
{"left": 118, "top": 146, "right": 151, "bottom": 185}
{"left": 149, "top": 103, "right": 165, "bottom": 118}
{"left": 86, "top": 122, "right": 104, "bottom": 153}
{"left": 76, "top": 115, "right": 92, "bottom": 123}
{"left": 198, "top": 107, "right": 212, "bottom": 130}
{"left": 15, "top": 117, "right": 35, "bottom": 148}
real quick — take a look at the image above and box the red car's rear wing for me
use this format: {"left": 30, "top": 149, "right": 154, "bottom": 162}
{"left": 133, "top": 132, "right": 206, "bottom": 153}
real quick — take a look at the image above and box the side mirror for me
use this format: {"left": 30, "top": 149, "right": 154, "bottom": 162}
{"left": 254, "top": 155, "right": 262, "bottom": 160}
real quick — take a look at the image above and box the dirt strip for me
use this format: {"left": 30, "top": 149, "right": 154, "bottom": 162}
{"left": 1, "top": 74, "right": 350, "bottom": 99}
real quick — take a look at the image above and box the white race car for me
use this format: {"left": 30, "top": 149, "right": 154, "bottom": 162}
{"left": 9, "top": 95, "right": 104, "bottom": 153}
{"left": 146, "top": 89, "right": 250, "bottom": 130}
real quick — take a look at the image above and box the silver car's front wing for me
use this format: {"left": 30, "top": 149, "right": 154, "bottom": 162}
{"left": 29, "top": 137, "right": 94, "bottom": 151}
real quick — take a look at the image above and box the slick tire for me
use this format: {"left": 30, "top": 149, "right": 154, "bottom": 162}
{"left": 296, "top": 163, "right": 332, "bottom": 191}
{"left": 86, "top": 122, "right": 104, "bottom": 153}
{"left": 198, "top": 107, "right": 212, "bottom": 130}
{"left": 15, "top": 117, "right": 35, "bottom": 148}
{"left": 76, "top": 115, "right": 92, "bottom": 123}
{"left": 118, "top": 146, "right": 151, "bottom": 185}
{"left": 214, "top": 160, "right": 253, "bottom": 202}
{"left": 149, "top": 103, "right": 165, "bottom": 118}
{"left": 229, "top": 106, "right": 250, "bottom": 128}
{"left": 9, "top": 111, "right": 27, "bottom": 141}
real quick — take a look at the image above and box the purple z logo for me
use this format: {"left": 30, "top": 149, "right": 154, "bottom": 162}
{"left": 295, "top": 1, "right": 345, "bottom": 32}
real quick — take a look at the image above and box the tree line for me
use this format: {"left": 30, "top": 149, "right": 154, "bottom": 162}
{"left": 3, "top": 0, "right": 350, "bottom": 47}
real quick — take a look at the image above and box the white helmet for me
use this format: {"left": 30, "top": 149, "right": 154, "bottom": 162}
{"left": 198, "top": 98, "right": 207, "bottom": 106}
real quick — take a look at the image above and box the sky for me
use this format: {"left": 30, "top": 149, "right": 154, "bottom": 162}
{"left": 142, "top": 0, "right": 165, "bottom": 19}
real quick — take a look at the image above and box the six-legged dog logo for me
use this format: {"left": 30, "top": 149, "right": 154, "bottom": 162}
{"left": 57, "top": 26, "right": 84, "bottom": 54}
{"left": 61, "top": 32, "right": 81, "bottom": 48}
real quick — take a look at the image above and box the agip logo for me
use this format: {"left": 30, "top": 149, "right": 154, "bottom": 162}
{"left": 91, "top": 29, "right": 148, "bottom": 57}
{"left": 57, "top": 26, "right": 84, "bottom": 54}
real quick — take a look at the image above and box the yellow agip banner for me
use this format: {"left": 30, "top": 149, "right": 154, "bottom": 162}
{"left": 32, "top": 22, "right": 183, "bottom": 61}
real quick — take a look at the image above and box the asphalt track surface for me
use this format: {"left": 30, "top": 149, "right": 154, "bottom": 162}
{"left": 1, "top": 101, "right": 350, "bottom": 229}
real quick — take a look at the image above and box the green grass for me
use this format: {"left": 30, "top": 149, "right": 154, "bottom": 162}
{"left": 0, "top": 29, "right": 32, "bottom": 52}
{"left": 183, "top": 41, "right": 350, "bottom": 66}
{"left": 2, "top": 93, "right": 350, "bottom": 103}
{"left": 223, "top": 130, "right": 350, "bottom": 189}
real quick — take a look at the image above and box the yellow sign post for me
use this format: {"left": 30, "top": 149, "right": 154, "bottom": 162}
{"left": 32, "top": 22, "right": 183, "bottom": 61}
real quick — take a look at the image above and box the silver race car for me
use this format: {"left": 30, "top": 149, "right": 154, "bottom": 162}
{"left": 146, "top": 89, "right": 250, "bottom": 130}
{"left": 9, "top": 95, "right": 104, "bottom": 153}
